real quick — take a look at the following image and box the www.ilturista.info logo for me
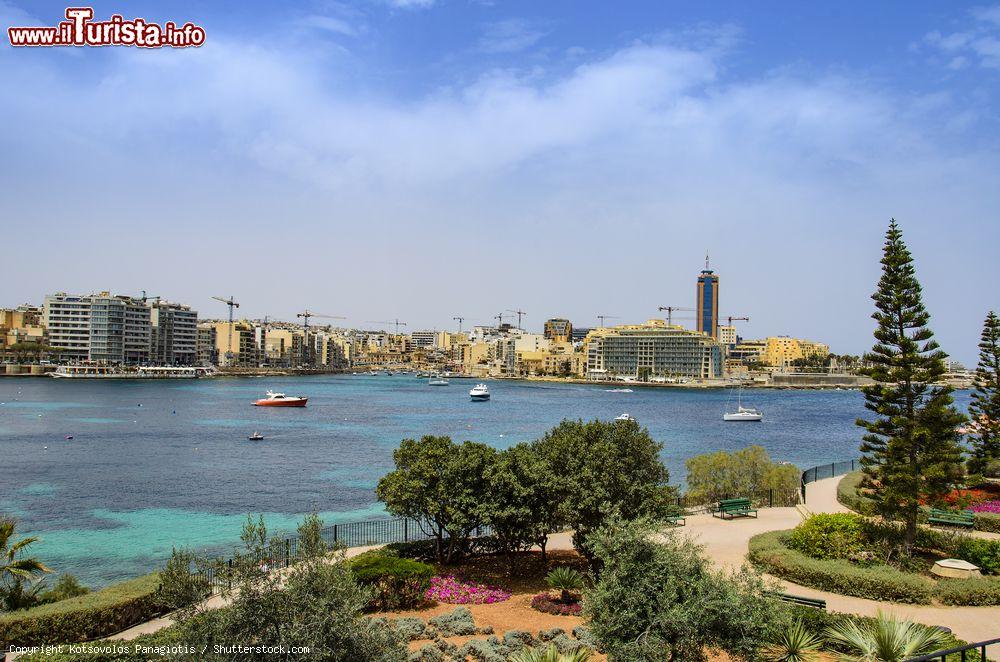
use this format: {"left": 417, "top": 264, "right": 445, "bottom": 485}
{"left": 7, "top": 7, "right": 206, "bottom": 48}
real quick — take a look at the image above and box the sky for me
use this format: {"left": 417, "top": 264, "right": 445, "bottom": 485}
{"left": 1, "top": 1, "right": 998, "bottom": 364}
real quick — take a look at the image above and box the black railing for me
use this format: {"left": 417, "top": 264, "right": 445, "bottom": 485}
{"left": 680, "top": 487, "right": 802, "bottom": 513}
{"left": 905, "top": 636, "right": 1000, "bottom": 661}
{"left": 194, "top": 517, "right": 491, "bottom": 593}
{"left": 800, "top": 459, "right": 859, "bottom": 499}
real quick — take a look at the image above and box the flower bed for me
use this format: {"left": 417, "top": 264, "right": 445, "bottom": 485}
{"left": 530, "top": 592, "right": 582, "bottom": 616}
{"left": 424, "top": 575, "right": 511, "bottom": 605}
{"left": 971, "top": 500, "right": 1000, "bottom": 514}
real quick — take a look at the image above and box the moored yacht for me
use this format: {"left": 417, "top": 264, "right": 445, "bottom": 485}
{"left": 469, "top": 383, "right": 490, "bottom": 401}
{"left": 253, "top": 391, "right": 308, "bottom": 407}
{"left": 428, "top": 375, "right": 449, "bottom": 386}
{"left": 724, "top": 385, "right": 762, "bottom": 421}
{"left": 615, "top": 412, "right": 635, "bottom": 422}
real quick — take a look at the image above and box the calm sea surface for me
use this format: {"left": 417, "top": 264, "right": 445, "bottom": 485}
{"left": 0, "top": 375, "right": 972, "bottom": 587}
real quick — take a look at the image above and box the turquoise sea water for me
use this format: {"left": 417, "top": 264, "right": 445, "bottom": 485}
{"left": 0, "top": 375, "right": 972, "bottom": 587}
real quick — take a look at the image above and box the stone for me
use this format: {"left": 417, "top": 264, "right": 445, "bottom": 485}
{"left": 931, "top": 558, "right": 982, "bottom": 579}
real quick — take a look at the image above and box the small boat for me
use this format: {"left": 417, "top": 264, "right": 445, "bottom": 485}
{"left": 428, "top": 375, "right": 449, "bottom": 386}
{"left": 605, "top": 388, "right": 634, "bottom": 393}
{"left": 469, "top": 383, "right": 490, "bottom": 401}
{"left": 253, "top": 391, "right": 308, "bottom": 407}
{"left": 724, "top": 385, "right": 762, "bottom": 422}
{"left": 247, "top": 431, "right": 264, "bottom": 441}
{"left": 615, "top": 413, "right": 635, "bottom": 422}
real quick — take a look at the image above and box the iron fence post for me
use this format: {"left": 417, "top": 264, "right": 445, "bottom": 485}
{"left": 285, "top": 538, "right": 290, "bottom": 567}
{"left": 334, "top": 524, "right": 338, "bottom": 544}
{"left": 769, "top": 488, "right": 773, "bottom": 508}
{"left": 404, "top": 519, "right": 408, "bottom": 542}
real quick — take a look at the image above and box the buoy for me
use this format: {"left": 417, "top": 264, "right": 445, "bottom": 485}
{"left": 137, "top": 403, "right": 142, "bottom": 407}
{"left": 172, "top": 410, "right": 176, "bottom": 414}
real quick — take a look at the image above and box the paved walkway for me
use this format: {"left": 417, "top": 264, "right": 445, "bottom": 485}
{"left": 677, "top": 475, "right": 1000, "bottom": 648}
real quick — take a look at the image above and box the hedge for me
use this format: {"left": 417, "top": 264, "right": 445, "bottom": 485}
{"left": 0, "top": 574, "right": 164, "bottom": 648}
{"left": 750, "top": 530, "right": 1000, "bottom": 606}
{"left": 348, "top": 551, "right": 434, "bottom": 611}
{"left": 973, "top": 511, "right": 1000, "bottom": 534}
{"left": 748, "top": 531, "right": 935, "bottom": 604}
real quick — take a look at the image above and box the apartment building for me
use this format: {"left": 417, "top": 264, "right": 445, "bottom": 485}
{"left": 149, "top": 301, "right": 198, "bottom": 365}
{"left": 585, "top": 319, "right": 723, "bottom": 381}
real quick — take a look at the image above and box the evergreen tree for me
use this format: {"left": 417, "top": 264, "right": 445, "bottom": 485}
{"left": 968, "top": 311, "right": 1000, "bottom": 474}
{"left": 856, "top": 219, "right": 965, "bottom": 553}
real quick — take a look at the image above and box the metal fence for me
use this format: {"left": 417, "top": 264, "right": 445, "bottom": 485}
{"left": 800, "top": 458, "right": 860, "bottom": 500}
{"left": 905, "top": 636, "right": 1000, "bottom": 661}
{"left": 194, "top": 517, "right": 488, "bottom": 593}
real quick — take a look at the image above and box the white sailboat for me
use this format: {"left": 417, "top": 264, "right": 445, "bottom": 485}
{"left": 428, "top": 374, "right": 449, "bottom": 386}
{"left": 724, "top": 385, "right": 762, "bottom": 422}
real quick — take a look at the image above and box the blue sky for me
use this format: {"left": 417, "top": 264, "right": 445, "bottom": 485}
{"left": 1, "top": 1, "right": 998, "bottom": 363}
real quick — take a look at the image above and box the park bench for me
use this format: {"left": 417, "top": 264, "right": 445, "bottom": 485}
{"left": 665, "top": 513, "right": 686, "bottom": 527}
{"left": 713, "top": 497, "right": 757, "bottom": 520}
{"left": 928, "top": 507, "right": 974, "bottom": 529}
{"left": 769, "top": 591, "right": 827, "bottom": 610}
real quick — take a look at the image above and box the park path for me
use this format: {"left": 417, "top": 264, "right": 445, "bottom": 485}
{"left": 678, "top": 474, "right": 1000, "bottom": 649}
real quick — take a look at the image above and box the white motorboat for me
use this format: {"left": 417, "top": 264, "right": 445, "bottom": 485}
{"left": 428, "top": 375, "right": 449, "bottom": 386}
{"left": 724, "top": 385, "right": 762, "bottom": 421}
{"left": 247, "top": 431, "right": 264, "bottom": 441}
{"left": 615, "top": 413, "right": 635, "bottom": 422}
{"left": 469, "top": 383, "right": 490, "bottom": 401}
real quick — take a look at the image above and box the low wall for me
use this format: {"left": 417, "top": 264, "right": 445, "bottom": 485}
{"left": 771, "top": 373, "right": 873, "bottom": 387}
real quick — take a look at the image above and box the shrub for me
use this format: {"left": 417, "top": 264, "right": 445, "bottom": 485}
{"left": 937, "top": 577, "right": 1000, "bottom": 605}
{"left": 837, "top": 471, "right": 878, "bottom": 515}
{"left": 393, "top": 616, "right": 427, "bottom": 641}
{"left": 409, "top": 643, "right": 445, "bottom": 662}
{"left": 428, "top": 606, "right": 478, "bottom": 636}
{"left": 0, "top": 573, "right": 164, "bottom": 646}
{"left": 586, "top": 517, "right": 787, "bottom": 661}
{"left": 37, "top": 574, "right": 89, "bottom": 604}
{"left": 504, "top": 629, "right": 537, "bottom": 650}
{"left": 531, "top": 593, "right": 583, "bottom": 616}
{"left": 787, "top": 513, "right": 866, "bottom": 560}
{"left": 538, "top": 628, "right": 566, "bottom": 641}
{"left": 685, "top": 445, "right": 800, "bottom": 506}
{"left": 954, "top": 537, "right": 1000, "bottom": 575}
{"left": 158, "top": 547, "right": 210, "bottom": 613}
{"left": 974, "top": 511, "right": 1000, "bottom": 533}
{"left": 349, "top": 551, "right": 434, "bottom": 611}
{"left": 748, "top": 531, "right": 935, "bottom": 604}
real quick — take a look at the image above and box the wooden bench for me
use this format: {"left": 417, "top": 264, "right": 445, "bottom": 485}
{"left": 769, "top": 591, "right": 827, "bottom": 610}
{"left": 713, "top": 497, "right": 757, "bottom": 520}
{"left": 665, "top": 513, "right": 686, "bottom": 527}
{"left": 928, "top": 507, "right": 974, "bottom": 529}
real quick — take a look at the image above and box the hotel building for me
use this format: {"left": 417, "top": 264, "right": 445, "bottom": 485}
{"left": 585, "top": 320, "right": 723, "bottom": 381}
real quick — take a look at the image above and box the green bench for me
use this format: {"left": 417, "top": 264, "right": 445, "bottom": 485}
{"left": 928, "top": 507, "right": 974, "bottom": 528}
{"left": 769, "top": 591, "right": 827, "bottom": 610}
{"left": 713, "top": 497, "right": 757, "bottom": 520}
{"left": 665, "top": 513, "right": 686, "bottom": 527}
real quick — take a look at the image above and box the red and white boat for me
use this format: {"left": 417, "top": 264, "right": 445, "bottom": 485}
{"left": 253, "top": 390, "right": 308, "bottom": 407}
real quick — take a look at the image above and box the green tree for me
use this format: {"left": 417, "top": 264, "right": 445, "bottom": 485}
{"left": 482, "top": 443, "right": 560, "bottom": 562}
{"left": 584, "top": 517, "right": 786, "bottom": 662}
{"left": 0, "top": 517, "right": 50, "bottom": 604}
{"left": 685, "top": 445, "right": 799, "bottom": 505}
{"left": 533, "top": 419, "right": 675, "bottom": 566}
{"left": 968, "top": 311, "right": 1000, "bottom": 474}
{"left": 856, "top": 219, "right": 965, "bottom": 554}
{"left": 376, "top": 436, "right": 496, "bottom": 563}
{"left": 296, "top": 510, "right": 328, "bottom": 559}
{"left": 159, "top": 547, "right": 210, "bottom": 616}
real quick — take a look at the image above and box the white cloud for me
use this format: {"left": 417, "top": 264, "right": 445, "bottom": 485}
{"left": 923, "top": 5, "right": 1000, "bottom": 69}
{"left": 478, "top": 19, "right": 547, "bottom": 54}
{"left": 298, "top": 15, "right": 359, "bottom": 37}
{"left": 386, "top": 0, "right": 435, "bottom": 9}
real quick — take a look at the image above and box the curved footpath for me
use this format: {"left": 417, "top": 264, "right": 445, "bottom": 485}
{"left": 679, "top": 475, "right": 1000, "bottom": 646}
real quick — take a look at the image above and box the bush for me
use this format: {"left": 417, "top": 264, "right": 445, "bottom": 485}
{"left": 348, "top": 551, "right": 434, "bottom": 611}
{"left": 685, "top": 445, "right": 800, "bottom": 506}
{"left": 531, "top": 593, "right": 583, "bottom": 616}
{"left": 974, "top": 511, "right": 1000, "bottom": 533}
{"left": 787, "top": 513, "right": 866, "bottom": 560}
{"left": 37, "top": 574, "right": 89, "bottom": 604}
{"left": 393, "top": 616, "right": 427, "bottom": 641}
{"left": 0, "top": 573, "right": 164, "bottom": 647}
{"left": 954, "top": 537, "right": 1000, "bottom": 575}
{"left": 429, "top": 607, "right": 481, "bottom": 637}
{"left": 937, "top": 577, "right": 1000, "bottom": 605}
{"left": 748, "top": 531, "right": 935, "bottom": 604}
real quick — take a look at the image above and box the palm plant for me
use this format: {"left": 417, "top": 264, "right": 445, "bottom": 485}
{"left": 1, "top": 517, "right": 50, "bottom": 586}
{"left": 509, "top": 644, "right": 592, "bottom": 662}
{"left": 764, "top": 619, "right": 823, "bottom": 661}
{"left": 545, "top": 566, "right": 585, "bottom": 603}
{"left": 825, "top": 611, "right": 951, "bottom": 662}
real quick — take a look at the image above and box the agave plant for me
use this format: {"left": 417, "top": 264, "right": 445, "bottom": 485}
{"left": 825, "top": 611, "right": 951, "bottom": 662}
{"left": 545, "top": 566, "right": 585, "bottom": 603}
{"left": 763, "top": 619, "right": 823, "bottom": 662}
{"left": 509, "top": 644, "right": 592, "bottom": 662}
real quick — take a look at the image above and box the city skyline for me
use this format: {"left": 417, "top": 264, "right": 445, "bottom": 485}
{"left": 2, "top": 1, "right": 999, "bottom": 364}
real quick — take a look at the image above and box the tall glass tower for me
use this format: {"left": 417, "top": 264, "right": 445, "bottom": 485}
{"left": 696, "top": 254, "right": 719, "bottom": 338}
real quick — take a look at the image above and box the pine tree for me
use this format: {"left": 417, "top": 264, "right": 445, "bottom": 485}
{"left": 968, "top": 311, "right": 1000, "bottom": 475}
{"left": 856, "top": 219, "right": 965, "bottom": 553}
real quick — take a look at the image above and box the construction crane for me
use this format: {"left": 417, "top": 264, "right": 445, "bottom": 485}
{"left": 138, "top": 290, "right": 161, "bottom": 304}
{"left": 724, "top": 315, "right": 750, "bottom": 327}
{"left": 597, "top": 315, "right": 619, "bottom": 328}
{"left": 364, "top": 319, "right": 407, "bottom": 334}
{"left": 507, "top": 309, "right": 527, "bottom": 330}
{"left": 494, "top": 313, "right": 509, "bottom": 328}
{"left": 211, "top": 296, "right": 240, "bottom": 363}
{"left": 657, "top": 306, "right": 695, "bottom": 325}
{"left": 297, "top": 310, "right": 347, "bottom": 366}
{"left": 453, "top": 316, "right": 465, "bottom": 333}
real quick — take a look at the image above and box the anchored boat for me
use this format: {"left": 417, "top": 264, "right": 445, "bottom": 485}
{"left": 723, "top": 385, "right": 762, "bottom": 422}
{"left": 469, "top": 383, "right": 490, "bottom": 401}
{"left": 253, "top": 391, "right": 308, "bottom": 407}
